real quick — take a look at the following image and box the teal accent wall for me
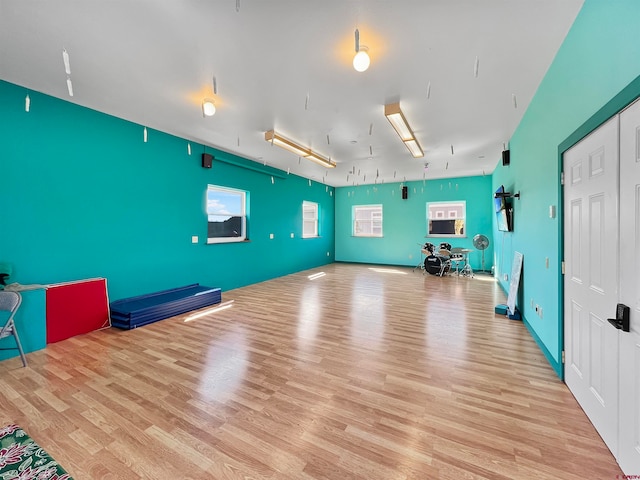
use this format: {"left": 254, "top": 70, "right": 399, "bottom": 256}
{"left": 335, "top": 176, "right": 493, "bottom": 271}
{"left": 492, "top": 0, "right": 640, "bottom": 378}
{"left": 0, "top": 80, "right": 335, "bottom": 303}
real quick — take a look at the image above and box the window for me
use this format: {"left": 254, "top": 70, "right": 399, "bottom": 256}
{"left": 206, "top": 185, "right": 247, "bottom": 244}
{"left": 302, "top": 201, "right": 318, "bottom": 238}
{"left": 353, "top": 204, "right": 383, "bottom": 237}
{"left": 427, "top": 201, "right": 465, "bottom": 237}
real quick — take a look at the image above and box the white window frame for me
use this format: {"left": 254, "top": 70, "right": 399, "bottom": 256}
{"left": 302, "top": 201, "right": 319, "bottom": 238}
{"left": 427, "top": 201, "right": 466, "bottom": 238}
{"left": 206, "top": 185, "right": 247, "bottom": 244}
{"left": 353, "top": 204, "right": 383, "bottom": 237}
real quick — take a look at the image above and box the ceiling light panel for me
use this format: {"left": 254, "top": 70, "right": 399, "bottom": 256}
{"left": 384, "top": 102, "right": 423, "bottom": 157}
{"left": 265, "top": 130, "right": 336, "bottom": 168}
{"left": 404, "top": 139, "right": 424, "bottom": 158}
{"left": 306, "top": 153, "right": 333, "bottom": 167}
{"left": 386, "top": 113, "right": 413, "bottom": 141}
{"left": 268, "top": 135, "right": 310, "bottom": 157}
{"left": 384, "top": 103, "right": 413, "bottom": 141}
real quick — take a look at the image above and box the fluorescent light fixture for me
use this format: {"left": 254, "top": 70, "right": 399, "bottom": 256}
{"left": 266, "top": 131, "right": 309, "bottom": 157}
{"left": 386, "top": 112, "right": 412, "bottom": 140}
{"left": 202, "top": 99, "right": 216, "bottom": 116}
{"left": 306, "top": 153, "right": 333, "bottom": 167}
{"left": 384, "top": 103, "right": 413, "bottom": 140}
{"left": 384, "top": 102, "right": 423, "bottom": 157}
{"left": 265, "top": 130, "right": 336, "bottom": 168}
{"left": 404, "top": 139, "right": 423, "bottom": 158}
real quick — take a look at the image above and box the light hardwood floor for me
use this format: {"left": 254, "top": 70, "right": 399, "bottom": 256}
{"left": 0, "top": 263, "right": 622, "bottom": 479}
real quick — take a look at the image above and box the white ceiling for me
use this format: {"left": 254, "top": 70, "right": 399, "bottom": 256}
{"left": 0, "top": 1, "right": 583, "bottom": 187}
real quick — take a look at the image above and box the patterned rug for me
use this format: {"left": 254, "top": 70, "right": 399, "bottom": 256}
{"left": 0, "top": 424, "right": 73, "bottom": 480}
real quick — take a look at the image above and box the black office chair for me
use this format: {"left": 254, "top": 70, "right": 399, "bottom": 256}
{"left": 0, "top": 291, "right": 27, "bottom": 367}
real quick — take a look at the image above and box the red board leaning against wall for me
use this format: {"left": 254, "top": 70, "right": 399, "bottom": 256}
{"left": 46, "top": 278, "right": 110, "bottom": 343}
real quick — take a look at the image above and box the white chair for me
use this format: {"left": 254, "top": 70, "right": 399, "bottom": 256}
{"left": 0, "top": 291, "right": 27, "bottom": 367}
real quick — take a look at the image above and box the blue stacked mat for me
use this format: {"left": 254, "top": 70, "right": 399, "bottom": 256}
{"left": 110, "top": 284, "right": 222, "bottom": 329}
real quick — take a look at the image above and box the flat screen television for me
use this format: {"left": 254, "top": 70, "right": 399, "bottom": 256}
{"left": 495, "top": 185, "right": 513, "bottom": 232}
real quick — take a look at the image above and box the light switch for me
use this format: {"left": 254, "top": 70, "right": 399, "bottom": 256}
{"left": 290, "top": 233, "right": 294, "bottom": 238}
{"left": 191, "top": 236, "right": 198, "bottom": 244}
{"left": 269, "top": 233, "right": 274, "bottom": 239}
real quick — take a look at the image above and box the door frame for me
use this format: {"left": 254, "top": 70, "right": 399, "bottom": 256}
{"left": 558, "top": 74, "right": 640, "bottom": 380}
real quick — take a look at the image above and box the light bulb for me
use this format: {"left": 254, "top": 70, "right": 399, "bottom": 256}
{"left": 202, "top": 99, "right": 216, "bottom": 116}
{"left": 353, "top": 47, "right": 370, "bottom": 72}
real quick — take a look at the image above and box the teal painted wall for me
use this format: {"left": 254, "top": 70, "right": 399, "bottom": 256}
{"left": 492, "top": 0, "right": 640, "bottom": 377}
{"left": 0, "top": 80, "right": 335, "bottom": 303}
{"left": 335, "top": 176, "right": 493, "bottom": 271}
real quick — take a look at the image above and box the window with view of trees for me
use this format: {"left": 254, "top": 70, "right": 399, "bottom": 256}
{"left": 206, "top": 185, "right": 247, "bottom": 244}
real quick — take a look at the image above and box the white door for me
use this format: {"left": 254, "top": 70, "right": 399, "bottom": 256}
{"left": 563, "top": 116, "right": 620, "bottom": 454}
{"left": 618, "top": 100, "right": 640, "bottom": 474}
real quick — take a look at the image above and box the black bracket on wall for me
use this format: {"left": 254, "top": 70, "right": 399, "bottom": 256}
{"left": 494, "top": 191, "right": 520, "bottom": 199}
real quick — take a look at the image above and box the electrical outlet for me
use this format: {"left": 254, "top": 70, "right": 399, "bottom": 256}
{"left": 191, "top": 236, "right": 198, "bottom": 244}
{"left": 269, "top": 233, "right": 274, "bottom": 239}
{"left": 326, "top": 251, "right": 330, "bottom": 256}
{"left": 290, "top": 233, "right": 294, "bottom": 238}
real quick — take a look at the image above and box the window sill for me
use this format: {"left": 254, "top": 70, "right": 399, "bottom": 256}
{"left": 426, "top": 235, "right": 467, "bottom": 239}
{"left": 206, "top": 238, "right": 250, "bottom": 245}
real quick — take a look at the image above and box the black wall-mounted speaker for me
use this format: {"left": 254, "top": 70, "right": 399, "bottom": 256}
{"left": 502, "top": 149, "right": 510, "bottom": 166}
{"left": 202, "top": 153, "right": 213, "bottom": 169}
{"left": 401, "top": 186, "right": 408, "bottom": 199}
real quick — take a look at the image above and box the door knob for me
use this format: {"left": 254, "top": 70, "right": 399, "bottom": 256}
{"left": 607, "top": 303, "right": 630, "bottom": 332}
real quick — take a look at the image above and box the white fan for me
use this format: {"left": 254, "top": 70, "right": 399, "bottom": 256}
{"left": 473, "top": 234, "right": 490, "bottom": 273}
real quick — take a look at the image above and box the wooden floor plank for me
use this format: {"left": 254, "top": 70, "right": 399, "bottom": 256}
{"left": 0, "top": 263, "right": 622, "bottom": 479}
